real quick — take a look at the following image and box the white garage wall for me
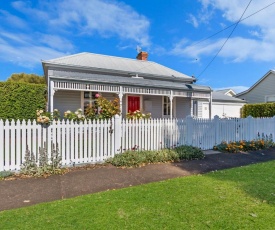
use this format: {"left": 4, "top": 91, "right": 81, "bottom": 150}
{"left": 212, "top": 103, "right": 244, "bottom": 118}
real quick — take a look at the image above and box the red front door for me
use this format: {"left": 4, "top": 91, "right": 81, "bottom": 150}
{"left": 128, "top": 96, "right": 140, "bottom": 113}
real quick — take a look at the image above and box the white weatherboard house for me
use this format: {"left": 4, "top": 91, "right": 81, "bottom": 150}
{"left": 42, "top": 52, "right": 212, "bottom": 119}
{"left": 236, "top": 70, "right": 275, "bottom": 103}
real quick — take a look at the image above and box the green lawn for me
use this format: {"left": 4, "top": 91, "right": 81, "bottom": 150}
{"left": 1, "top": 161, "right": 275, "bottom": 229}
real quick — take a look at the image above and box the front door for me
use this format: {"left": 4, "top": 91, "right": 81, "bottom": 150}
{"left": 128, "top": 96, "right": 140, "bottom": 113}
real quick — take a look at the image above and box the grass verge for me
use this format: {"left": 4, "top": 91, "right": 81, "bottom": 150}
{"left": 1, "top": 161, "right": 275, "bottom": 229}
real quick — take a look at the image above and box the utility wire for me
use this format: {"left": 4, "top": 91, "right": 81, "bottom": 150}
{"left": 190, "top": 1, "right": 275, "bottom": 48}
{"left": 197, "top": 0, "right": 253, "bottom": 78}
{"left": 133, "top": 0, "right": 275, "bottom": 76}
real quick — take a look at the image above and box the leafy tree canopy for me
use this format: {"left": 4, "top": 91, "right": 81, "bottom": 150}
{"left": 7, "top": 73, "right": 46, "bottom": 84}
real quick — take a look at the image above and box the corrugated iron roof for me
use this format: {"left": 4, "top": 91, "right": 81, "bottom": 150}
{"left": 213, "top": 91, "right": 246, "bottom": 103}
{"left": 43, "top": 52, "right": 192, "bottom": 80}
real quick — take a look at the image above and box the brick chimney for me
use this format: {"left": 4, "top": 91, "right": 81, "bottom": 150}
{"left": 136, "top": 51, "right": 148, "bottom": 61}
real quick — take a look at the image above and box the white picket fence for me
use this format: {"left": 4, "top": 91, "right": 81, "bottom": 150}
{"left": 1, "top": 115, "right": 275, "bottom": 171}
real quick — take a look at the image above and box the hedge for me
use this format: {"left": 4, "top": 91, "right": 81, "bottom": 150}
{"left": 0, "top": 82, "right": 46, "bottom": 120}
{"left": 241, "top": 103, "right": 275, "bottom": 118}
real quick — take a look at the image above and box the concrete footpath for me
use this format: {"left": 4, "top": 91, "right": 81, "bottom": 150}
{"left": 1, "top": 149, "right": 275, "bottom": 212}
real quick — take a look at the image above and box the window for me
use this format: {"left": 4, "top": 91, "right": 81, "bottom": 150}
{"left": 83, "top": 91, "right": 98, "bottom": 111}
{"left": 163, "top": 96, "right": 170, "bottom": 116}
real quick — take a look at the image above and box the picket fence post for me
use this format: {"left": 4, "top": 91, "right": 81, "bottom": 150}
{"left": 114, "top": 115, "right": 122, "bottom": 156}
{"left": 186, "top": 115, "right": 193, "bottom": 145}
{"left": 214, "top": 115, "right": 219, "bottom": 146}
{"left": 0, "top": 120, "right": 3, "bottom": 171}
{"left": 247, "top": 116, "right": 253, "bottom": 141}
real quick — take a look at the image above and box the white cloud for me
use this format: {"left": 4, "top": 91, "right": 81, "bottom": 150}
{"left": 172, "top": 0, "right": 275, "bottom": 63}
{"left": 0, "top": 32, "right": 68, "bottom": 67}
{"left": 39, "top": 35, "right": 74, "bottom": 51}
{"left": 0, "top": 10, "right": 27, "bottom": 29}
{"left": 186, "top": 14, "right": 199, "bottom": 28}
{"left": 13, "top": 0, "right": 151, "bottom": 47}
{"left": 0, "top": 0, "right": 151, "bottom": 67}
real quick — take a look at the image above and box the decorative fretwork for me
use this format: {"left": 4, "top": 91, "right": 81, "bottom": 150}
{"left": 53, "top": 81, "right": 210, "bottom": 98}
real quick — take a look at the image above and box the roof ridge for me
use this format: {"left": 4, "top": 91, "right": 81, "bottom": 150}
{"left": 46, "top": 52, "right": 157, "bottom": 64}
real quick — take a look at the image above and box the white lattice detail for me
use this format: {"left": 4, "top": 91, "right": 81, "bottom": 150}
{"left": 54, "top": 81, "right": 120, "bottom": 92}
{"left": 123, "top": 86, "right": 170, "bottom": 95}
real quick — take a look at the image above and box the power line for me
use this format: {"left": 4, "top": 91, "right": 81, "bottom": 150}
{"left": 197, "top": 0, "right": 253, "bottom": 78}
{"left": 190, "top": 1, "right": 275, "bottom": 48}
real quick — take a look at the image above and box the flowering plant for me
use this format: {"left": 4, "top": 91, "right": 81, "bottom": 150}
{"left": 36, "top": 109, "right": 60, "bottom": 124}
{"left": 126, "top": 110, "right": 151, "bottom": 120}
{"left": 64, "top": 109, "right": 86, "bottom": 122}
{"left": 85, "top": 95, "right": 120, "bottom": 120}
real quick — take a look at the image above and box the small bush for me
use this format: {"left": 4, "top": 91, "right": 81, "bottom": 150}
{"left": 174, "top": 145, "right": 205, "bottom": 160}
{"left": 21, "top": 143, "right": 63, "bottom": 177}
{"left": 0, "top": 171, "right": 14, "bottom": 180}
{"left": 214, "top": 134, "right": 274, "bottom": 153}
{"left": 106, "top": 145, "right": 204, "bottom": 167}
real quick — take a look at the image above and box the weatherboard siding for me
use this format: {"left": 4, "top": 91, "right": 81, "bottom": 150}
{"left": 142, "top": 95, "right": 162, "bottom": 118}
{"left": 54, "top": 90, "right": 81, "bottom": 116}
{"left": 176, "top": 97, "right": 191, "bottom": 118}
{"left": 237, "top": 72, "right": 275, "bottom": 103}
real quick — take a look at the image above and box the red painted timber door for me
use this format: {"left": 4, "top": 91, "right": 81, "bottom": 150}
{"left": 128, "top": 96, "right": 140, "bottom": 113}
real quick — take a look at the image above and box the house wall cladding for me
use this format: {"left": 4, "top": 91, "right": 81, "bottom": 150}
{"left": 176, "top": 97, "right": 191, "bottom": 118}
{"left": 54, "top": 90, "right": 81, "bottom": 116}
{"left": 237, "top": 72, "right": 275, "bottom": 103}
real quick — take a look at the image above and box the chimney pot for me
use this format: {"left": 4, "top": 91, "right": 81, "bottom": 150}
{"left": 136, "top": 51, "right": 148, "bottom": 61}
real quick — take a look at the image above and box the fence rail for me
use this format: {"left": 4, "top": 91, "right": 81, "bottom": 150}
{"left": 1, "top": 115, "right": 275, "bottom": 171}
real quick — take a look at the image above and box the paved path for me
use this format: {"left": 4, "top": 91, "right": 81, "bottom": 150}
{"left": 1, "top": 149, "right": 275, "bottom": 212}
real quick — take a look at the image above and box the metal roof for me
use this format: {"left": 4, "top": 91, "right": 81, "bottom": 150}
{"left": 43, "top": 52, "right": 193, "bottom": 81}
{"left": 213, "top": 91, "right": 246, "bottom": 103}
{"left": 52, "top": 70, "right": 211, "bottom": 92}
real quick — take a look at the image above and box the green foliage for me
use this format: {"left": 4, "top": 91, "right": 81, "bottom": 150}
{"left": 241, "top": 103, "right": 275, "bottom": 118}
{"left": 214, "top": 134, "right": 274, "bottom": 153}
{"left": 0, "top": 82, "right": 46, "bottom": 120}
{"left": 173, "top": 145, "right": 205, "bottom": 160}
{"left": 36, "top": 109, "right": 60, "bottom": 124}
{"left": 106, "top": 145, "right": 204, "bottom": 167}
{"left": 20, "top": 143, "right": 63, "bottom": 177}
{"left": 0, "top": 171, "right": 14, "bottom": 180}
{"left": 126, "top": 110, "right": 151, "bottom": 120}
{"left": 85, "top": 95, "right": 120, "bottom": 120}
{"left": 7, "top": 73, "right": 46, "bottom": 84}
{"left": 64, "top": 109, "right": 85, "bottom": 122}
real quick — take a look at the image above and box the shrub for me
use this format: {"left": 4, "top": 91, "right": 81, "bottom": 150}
{"left": 0, "top": 82, "right": 46, "bottom": 120}
{"left": 85, "top": 95, "right": 120, "bottom": 120}
{"left": 64, "top": 109, "right": 85, "bottom": 122}
{"left": 21, "top": 143, "right": 63, "bottom": 177}
{"left": 241, "top": 103, "right": 275, "bottom": 118}
{"left": 0, "top": 171, "right": 14, "bottom": 180}
{"left": 174, "top": 145, "right": 205, "bottom": 160}
{"left": 106, "top": 145, "right": 204, "bottom": 167}
{"left": 126, "top": 110, "right": 151, "bottom": 120}
{"left": 36, "top": 109, "right": 60, "bottom": 124}
{"left": 213, "top": 134, "right": 274, "bottom": 153}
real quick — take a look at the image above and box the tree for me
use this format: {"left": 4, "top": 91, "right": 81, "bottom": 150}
{"left": 7, "top": 73, "right": 46, "bottom": 84}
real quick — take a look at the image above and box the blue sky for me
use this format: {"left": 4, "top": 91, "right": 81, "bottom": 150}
{"left": 1, "top": 0, "right": 275, "bottom": 93}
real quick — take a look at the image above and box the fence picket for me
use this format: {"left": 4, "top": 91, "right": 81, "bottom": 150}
{"left": 2, "top": 116, "right": 275, "bottom": 171}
